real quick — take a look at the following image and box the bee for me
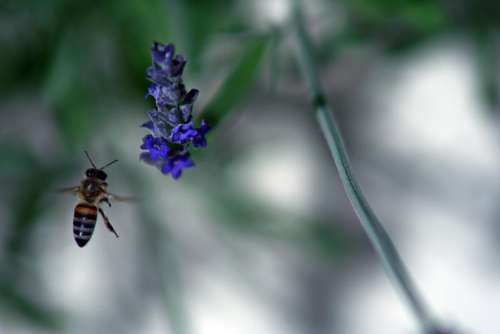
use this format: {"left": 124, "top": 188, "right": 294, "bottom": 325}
{"left": 60, "top": 151, "right": 129, "bottom": 247}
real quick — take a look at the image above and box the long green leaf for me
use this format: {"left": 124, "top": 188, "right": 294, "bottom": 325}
{"left": 201, "top": 36, "right": 270, "bottom": 126}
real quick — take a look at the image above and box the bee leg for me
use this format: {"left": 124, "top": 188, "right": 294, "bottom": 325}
{"left": 98, "top": 208, "right": 119, "bottom": 238}
{"left": 101, "top": 197, "right": 112, "bottom": 207}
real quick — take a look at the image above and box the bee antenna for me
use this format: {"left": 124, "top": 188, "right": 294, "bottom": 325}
{"left": 84, "top": 150, "right": 97, "bottom": 169}
{"left": 100, "top": 159, "right": 118, "bottom": 170}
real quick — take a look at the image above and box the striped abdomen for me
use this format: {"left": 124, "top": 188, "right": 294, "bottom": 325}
{"left": 73, "top": 203, "right": 97, "bottom": 247}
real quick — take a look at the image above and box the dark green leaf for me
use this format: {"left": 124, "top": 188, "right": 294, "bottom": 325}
{"left": 201, "top": 36, "right": 270, "bottom": 126}
{"left": 0, "top": 280, "right": 63, "bottom": 330}
{"left": 0, "top": 143, "right": 38, "bottom": 177}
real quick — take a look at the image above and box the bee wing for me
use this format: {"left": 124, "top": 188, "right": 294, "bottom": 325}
{"left": 107, "top": 193, "right": 138, "bottom": 203}
{"left": 55, "top": 186, "right": 80, "bottom": 194}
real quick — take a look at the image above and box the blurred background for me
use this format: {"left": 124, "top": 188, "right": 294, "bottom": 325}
{"left": 1, "top": 0, "right": 500, "bottom": 333}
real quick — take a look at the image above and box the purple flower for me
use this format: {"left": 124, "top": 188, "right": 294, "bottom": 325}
{"left": 151, "top": 42, "right": 174, "bottom": 64}
{"left": 146, "top": 82, "right": 187, "bottom": 107}
{"left": 140, "top": 135, "right": 170, "bottom": 161}
{"left": 170, "top": 120, "right": 210, "bottom": 148}
{"left": 171, "top": 122, "right": 198, "bottom": 143}
{"left": 160, "top": 154, "right": 195, "bottom": 179}
{"left": 147, "top": 42, "right": 187, "bottom": 85}
{"left": 139, "top": 41, "right": 210, "bottom": 180}
{"left": 143, "top": 110, "right": 169, "bottom": 137}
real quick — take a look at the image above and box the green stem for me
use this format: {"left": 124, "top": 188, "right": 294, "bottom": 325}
{"left": 290, "top": 2, "right": 436, "bottom": 333}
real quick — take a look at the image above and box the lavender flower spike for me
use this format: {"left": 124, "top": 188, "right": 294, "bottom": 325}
{"left": 139, "top": 41, "right": 209, "bottom": 180}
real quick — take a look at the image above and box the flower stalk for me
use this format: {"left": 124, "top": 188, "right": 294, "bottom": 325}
{"left": 140, "top": 42, "right": 209, "bottom": 180}
{"left": 290, "top": 1, "right": 438, "bottom": 333}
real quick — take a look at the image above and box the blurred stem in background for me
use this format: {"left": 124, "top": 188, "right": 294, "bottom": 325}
{"left": 118, "top": 157, "right": 191, "bottom": 334}
{"left": 474, "top": 29, "right": 499, "bottom": 110}
{"left": 290, "top": 1, "right": 444, "bottom": 333}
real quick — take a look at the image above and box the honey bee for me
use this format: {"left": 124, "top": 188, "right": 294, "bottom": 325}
{"left": 60, "top": 151, "right": 130, "bottom": 247}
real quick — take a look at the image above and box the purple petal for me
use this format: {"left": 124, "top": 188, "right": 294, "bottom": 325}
{"left": 152, "top": 42, "right": 175, "bottom": 64}
{"left": 159, "top": 143, "right": 170, "bottom": 158}
{"left": 182, "top": 89, "right": 199, "bottom": 104}
{"left": 193, "top": 136, "right": 207, "bottom": 148}
{"left": 171, "top": 55, "right": 186, "bottom": 76}
{"left": 161, "top": 160, "right": 173, "bottom": 174}
{"left": 181, "top": 158, "right": 195, "bottom": 168}
{"left": 140, "top": 134, "right": 155, "bottom": 149}
{"left": 166, "top": 107, "right": 179, "bottom": 124}
{"left": 139, "top": 152, "right": 152, "bottom": 163}
{"left": 199, "top": 119, "right": 209, "bottom": 132}
{"left": 141, "top": 121, "right": 155, "bottom": 131}
{"left": 171, "top": 165, "right": 183, "bottom": 179}
{"left": 146, "top": 84, "right": 159, "bottom": 100}
{"left": 150, "top": 148, "right": 160, "bottom": 161}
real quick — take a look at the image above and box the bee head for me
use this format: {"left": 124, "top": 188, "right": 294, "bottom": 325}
{"left": 84, "top": 151, "right": 117, "bottom": 180}
{"left": 85, "top": 168, "right": 108, "bottom": 181}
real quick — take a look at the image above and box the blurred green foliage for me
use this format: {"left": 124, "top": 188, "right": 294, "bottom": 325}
{"left": 0, "top": 279, "right": 63, "bottom": 330}
{"left": 0, "top": 143, "right": 70, "bottom": 330}
{"left": 202, "top": 35, "right": 270, "bottom": 126}
{"left": 0, "top": 0, "right": 498, "bottom": 332}
{"left": 347, "top": 0, "right": 448, "bottom": 41}
{"left": 117, "top": 158, "right": 190, "bottom": 334}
